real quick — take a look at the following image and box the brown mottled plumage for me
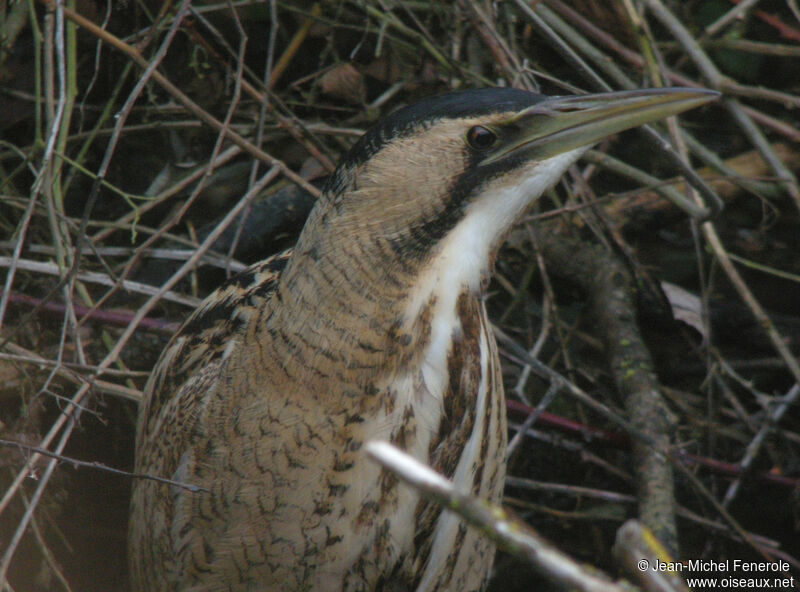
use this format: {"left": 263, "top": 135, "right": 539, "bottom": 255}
{"left": 129, "top": 87, "right": 717, "bottom": 591}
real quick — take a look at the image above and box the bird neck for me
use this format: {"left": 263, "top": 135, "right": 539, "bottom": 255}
{"left": 261, "top": 231, "right": 421, "bottom": 392}
{"left": 260, "top": 201, "right": 497, "bottom": 393}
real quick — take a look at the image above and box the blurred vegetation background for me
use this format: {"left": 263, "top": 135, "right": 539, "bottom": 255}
{"left": 1, "top": 1, "right": 799, "bottom": 590}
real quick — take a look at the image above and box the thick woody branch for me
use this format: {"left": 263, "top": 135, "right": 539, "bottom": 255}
{"left": 535, "top": 231, "right": 679, "bottom": 553}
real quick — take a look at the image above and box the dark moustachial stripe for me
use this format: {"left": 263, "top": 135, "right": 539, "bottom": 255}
{"left": 373, "top": 104, "right": 543, "bottom": 261}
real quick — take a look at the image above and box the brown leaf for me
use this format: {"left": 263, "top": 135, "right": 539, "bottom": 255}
{"left": 319, "top": 63, "right": 366, "bottom": 105}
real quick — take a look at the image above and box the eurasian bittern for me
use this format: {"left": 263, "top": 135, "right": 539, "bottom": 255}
{"left": 129, "top": 87, "right": 717, "bottom": 591}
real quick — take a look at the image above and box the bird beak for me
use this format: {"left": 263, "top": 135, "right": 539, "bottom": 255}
{"left": 482, "top": 87, "right": 720, "bottom": 165}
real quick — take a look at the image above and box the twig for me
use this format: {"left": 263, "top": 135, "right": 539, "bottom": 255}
{"left": 0, "top": 386, "right": 80, "bottom": 583}
{"left": 0, "top": 156, "right": 273, "bottom": 564}
{"left": 721, "top": 383, "right": 800, "bottom": 507}
{"left": 1, "top": 290, "right": 177, "bottom": 334}
{"left": 98, "top": 166, "right": 281, "bottom": 369}
{"left": 494, "top": 326, "right": 767, "bottom": 559}
{"left": 523, "top": 1, "right": 723, "bottom": 218}
{"left": 1, "top": 341, "right": 143, "bottom": 402}
{"left": 89, "top": 144, "right": 242, "bottom": 243}
{"left": 0, "top": 183, "right": 39, "bottom": 332}
{"left": 55, "top": 4, "right": 320, "bottom": 198}
{"left": 702, "top": 221, "right": 800, "bottom": 384}
{"left": 0, "top": 257, "right": 201, "bottom": 307}
{"left": 366, "top": 441, "right": 638, "bottom": 592}
{"left": 642, "top": 0, "right": 800, "bottom": 212}
{"left": 269, "top": 3, "right": 321, "bottom": 87}
{"left": 0, "top": 439, "right": 207, "bottom": 493}
{"left": 704, "top": 0, "right": 763, "bottom": 37}
{"left": 534, "top": 232, "right": 680, "bottom": 551}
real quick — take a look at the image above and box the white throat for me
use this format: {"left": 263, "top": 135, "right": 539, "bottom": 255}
{"left": 403, "top": 148, "right": 586, "bottom": 365}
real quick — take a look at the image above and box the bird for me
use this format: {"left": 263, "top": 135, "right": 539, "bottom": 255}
{"left": 128, "top": 86, "right": 717, "bottom": 591}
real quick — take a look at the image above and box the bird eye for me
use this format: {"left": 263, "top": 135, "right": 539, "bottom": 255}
{"left": 466, "top": 126, "right": 496, "bottom": 150}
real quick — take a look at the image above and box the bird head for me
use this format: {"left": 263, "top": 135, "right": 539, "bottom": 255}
{"left": 291, "top": 87, "right": 717, "bottom": 300}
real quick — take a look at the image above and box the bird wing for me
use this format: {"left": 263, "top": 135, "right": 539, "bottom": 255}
{"left": 137, "top": 249, "right": 292, "bottom": 448}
